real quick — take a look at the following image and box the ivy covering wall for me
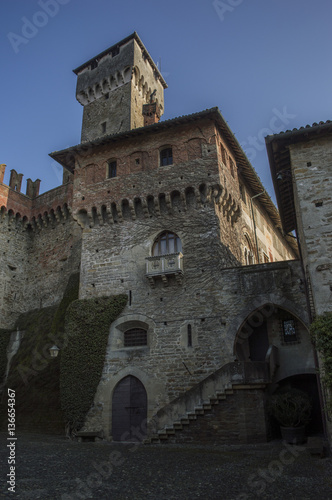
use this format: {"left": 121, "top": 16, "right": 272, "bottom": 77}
{"left": 60, "top": 294, "right": 127, "bottom": 433}
{"left": 0, "top": 270, "right": 127, "bottom": 434}
{"left": 0, "top": 329, "right": 12, "bottom": 383}
{"left": 310, "top": 312, "right": 332, "bottom": 411}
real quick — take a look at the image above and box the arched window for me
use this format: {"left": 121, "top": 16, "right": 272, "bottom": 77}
{"left": 152, "top": 231, "right": 182, "bottom": 256}
{"left": 244, "top": 234, "right": 254, "bottom": 265}
{"left": 124, "top": 328, "right": 147, "bottom": 347}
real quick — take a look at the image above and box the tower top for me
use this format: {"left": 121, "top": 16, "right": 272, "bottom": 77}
{"left": 73, "top": 32, "right": 167, "bottom": 89}
{"left": 73, "top": 32, "right": 167, "bottom": 142}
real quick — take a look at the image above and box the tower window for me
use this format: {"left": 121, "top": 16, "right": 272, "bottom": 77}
{"left": 101, "top": 122, "right": 107, "bottom": 134}
{"left": 187, "top": 324, "right": 192, "bottom": 347}
{"left": 111, "top": 47, "right": 120, "bottom": 57}
{"left": 124, "top": 328, "right": 147, "bottom": 347}
{"left": 90, "top": 59, "right": 98, "bottom": 70}
{"left": 108, "top": 160, "right": 117, "bottom": 178}
{"left": 160, "top": 148, "right": 173, "bottom": 166}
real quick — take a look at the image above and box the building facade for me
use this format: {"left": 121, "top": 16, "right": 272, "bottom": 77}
{"left": 0, "top": 33, "right": 322, "bottom": 443}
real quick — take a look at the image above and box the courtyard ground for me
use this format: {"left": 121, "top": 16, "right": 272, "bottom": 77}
{"left": 0, "top": 432, "right": 332, "bottom": 499}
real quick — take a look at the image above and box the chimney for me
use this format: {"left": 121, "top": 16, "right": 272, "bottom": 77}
{"left": 0, "top": 164, "right": 6, "bottom": 183}
{"left": 143, "top": 102, "right": 161, "bottom": 127}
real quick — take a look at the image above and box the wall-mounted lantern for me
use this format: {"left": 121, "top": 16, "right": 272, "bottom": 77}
{"left": 49, "top": 345, "right": 60, "bottom": 358}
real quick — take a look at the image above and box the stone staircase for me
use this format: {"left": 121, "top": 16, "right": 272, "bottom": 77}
{"left": 148, "top": 385, "right": 236, "bottom": 444}
{"left": 145, "top": 354, "right": 278, "bottom": 444}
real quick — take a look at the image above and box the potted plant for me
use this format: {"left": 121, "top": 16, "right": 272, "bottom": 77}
{"left": 268, "top": 388, "right": 312, "bottom": 444}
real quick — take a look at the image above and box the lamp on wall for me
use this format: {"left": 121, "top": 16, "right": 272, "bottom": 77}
{"left": 49, "top": 345, "right": 60, "bottom": 358}
{"left": 276, "top": 170, "right": 292, "bottom": 181}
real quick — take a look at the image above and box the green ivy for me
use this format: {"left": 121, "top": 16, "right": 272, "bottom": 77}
{"left": 60, "top": 294, "right": 127, "bottom": 433}
{"left": 310, "top": 312, "right": 332, "bottom": 409}
{"left": 0, "top": 328, "right": 12, "bottom": 383}
{"left": 0, "top": 274, "right": 80, "bottom": 433}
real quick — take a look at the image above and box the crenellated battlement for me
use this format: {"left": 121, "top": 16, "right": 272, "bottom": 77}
{"left": 73, "top": 182, "right": 241, "bottom": 229}
{"left": 0, "top": 164, "right": 73, "bottom": 230}
{"left": 0, "top": 164, "right": 41, "bottom": 198}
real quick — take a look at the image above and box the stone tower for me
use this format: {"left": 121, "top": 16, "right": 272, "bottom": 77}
{"left": 73, "top": 32, "right": 167, "bottom": 142}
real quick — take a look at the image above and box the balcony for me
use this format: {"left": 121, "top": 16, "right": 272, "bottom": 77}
{"left": 145, "top": 252, "right": 183, "bottom": 287}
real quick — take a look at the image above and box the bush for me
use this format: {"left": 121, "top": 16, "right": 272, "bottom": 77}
{"left": 268, "top": 388, "right": 312, "bottom": 427}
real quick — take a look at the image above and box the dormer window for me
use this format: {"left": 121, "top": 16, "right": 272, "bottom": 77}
{"left": 160, "top": 148, "right": 173, "bottom": 166}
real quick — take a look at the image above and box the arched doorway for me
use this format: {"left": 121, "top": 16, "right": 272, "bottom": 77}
{"left": 112, "top": 376, "right": 147, "bottom": 442}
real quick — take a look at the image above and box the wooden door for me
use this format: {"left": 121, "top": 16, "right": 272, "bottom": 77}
{"left": 112, "top": 376, "right": 147, "bottom": 442}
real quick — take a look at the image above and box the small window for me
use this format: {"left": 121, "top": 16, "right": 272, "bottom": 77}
{"left": 108, "top": 161, "right": 117, "bottom": 178}
{"left": 101, "top": 122, "right": 107, "bottom": 134}
{"left": 90, "top": 59, "right": 98, "bottom": 70}
{"left": 124, "top": 328, "right": 147, "bottom": 347}
{"left": 240, "top": 185, "right": 246, "bottom": 204}
{"left": 282, "top": 319, "right": 297, "bottom": 343}
{"left": 230, "top": 159, "right": 235, "bottom": 178}
{"left": 111, "top": 47, "right": 120, "bottom": 57}
{"left": 160, "top": 148, "right": 173, "bottom": 166}
{"left": 152, "top": 231, "right": 182, "bottom": 256}
{"left": 187, "top": 324, "right": 192, "bottom": 347}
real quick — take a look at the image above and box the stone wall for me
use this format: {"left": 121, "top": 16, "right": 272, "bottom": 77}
{"left": 290, "top": 135, "right": 332, "bottom": 316}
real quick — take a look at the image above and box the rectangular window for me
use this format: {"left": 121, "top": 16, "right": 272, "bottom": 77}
{"left": 240, "top": 185, "right": 246, "bottom": 204}
{"left": 101, "top": 122, "right": 107, "bottom": 134}
{"left": 160, "top": 148, "right": 173, "bottom": 166}
{"left": 108, "top": 161, "right": 117, "bottom": 178}
{"left": 282, "top": 319, "right": 297, "bottom": 342}
{"left": 124, "top": 328, "right": 147, "bottom": 347}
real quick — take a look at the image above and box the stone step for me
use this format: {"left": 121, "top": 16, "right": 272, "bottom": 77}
{"left": 180, "top": 418, "right": 190, "bottom": 425}
{"left": 173, "top": 422, "right": 183, "bottom": 430}
{"left": 225, "top": 389, "right": 234, "bottom": 395}
{"left": 216, "top": 392, "right": 226, "bottom": 400}
{"left": 194, "top": 406, "right": 205, "bottom": 414}
{"left": 165, "top": 427, "right": 176, "bottom": 435}
{"left": 187, "top": 412, "right": 197, "bottom": 420}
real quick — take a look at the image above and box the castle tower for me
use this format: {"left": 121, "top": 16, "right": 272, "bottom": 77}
{"left": 73, "top": 32, "right": 167, "bottom": 142}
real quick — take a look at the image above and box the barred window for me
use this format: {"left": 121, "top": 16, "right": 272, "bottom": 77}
{"left": 282, "top": 319, "right": 297, "bottom": 343}
{"left": 124, "top": 328, "right": 147, "bottom": 347}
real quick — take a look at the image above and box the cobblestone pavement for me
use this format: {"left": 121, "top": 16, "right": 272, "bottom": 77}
{"left": 1, "top": 433, "right": 332, "bottom": 500}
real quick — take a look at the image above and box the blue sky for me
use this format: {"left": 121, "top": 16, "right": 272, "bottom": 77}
{"left": 1, "top": 0, "right": 331, "bottom": 201}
